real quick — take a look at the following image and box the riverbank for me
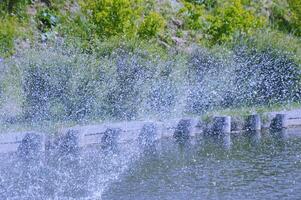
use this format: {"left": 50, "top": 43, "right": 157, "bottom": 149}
{"left": 1, "top": 1, "right": 300, "bottom": 127}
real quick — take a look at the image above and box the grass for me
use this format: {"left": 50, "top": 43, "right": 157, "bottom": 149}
{"left": 0, "top": 119, "right": 78, "bottom": 135}
{"left": 1, "top": 101, "right": 300, "bottom": 135}
{"left": 201, "top": 102, "right": 301, "bottom": 120}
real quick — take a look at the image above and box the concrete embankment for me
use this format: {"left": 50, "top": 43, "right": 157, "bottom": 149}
{"left": 0, "top": 109, "right": 301, "bottom": 155}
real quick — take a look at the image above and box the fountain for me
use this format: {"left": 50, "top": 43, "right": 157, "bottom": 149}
{"left": 0, "top": 44, "right": 301, "bottom": 199}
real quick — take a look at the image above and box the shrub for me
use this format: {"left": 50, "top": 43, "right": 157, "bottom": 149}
{"left": 102, "top": 48, "right": 187, "bottom": 120}
{"left": 186, "top": 48, "right": 237, "bottom": 113}
{"left": 0, "top": 17, "right": 16, "bottom": 57}
{"left": 81, "top": 0, "right": 142, "bottom": 39}
{"left": 58, "top": 14, "right": 94, "bottom": 50}
{"left": 80, "top": 0, "right": 166, "bottom": 41}
{"left": 178, "top": 1, "right": 206, "bottom": 30}
{"left": 18, "top": 47, "right": 102, "bottom": 121}
{"left": 178, "top": 0, "right": 266, "bottom": 44}
{"left": 0, "top": 58, "right": 23, "bottom": 120}
{"left": 185, "top": 0, "right": 217, "bottom": 9}
{"left": 36, "top": 8, "right": 58, "bottom": 32}
{"left": 270, "top": 1, "right": 292, "bottom": 33}
{"left": 138, "top": 12, "right": 165, "bottom": 39}
{"left": 204, "top": 0, "right": 266, "bottom": 44}
{"left": 288, "top": 0, "right": 301, "bottom": 36}
{"left": 241, "top": 29, "right": 301, "bottom": 66}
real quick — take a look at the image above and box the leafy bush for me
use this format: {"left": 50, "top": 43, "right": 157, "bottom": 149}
{"left": 18, "top": 47, "right": 102, "bottom": 121}
{"left": 81, "top": 0, "right": 142, "bottom": 38}
{"left": 2, "top": 42, "right": 301, "bottom": 122}
{"left": 185, "top": 0, "right": 217, "bottom": 9}
{"left": 0, "top": 17, "right": 16, "bottom": 57}
{"left": 178, "top": 0, "right": 266, "bottom": 44}
{"left": 58, "top": 14, "right": 93, "bottom": 48}
{"left": 186, "top": 48, "right": 237, "bottom": 113}
{"left": 178, "top": 1, "right": 205, "bottom": 30}
{"left": 204, "top": 0, "right": 266, "bottom": 44}
{"left": 269, "top": 1, "right": 292, "bottom": 33}
{"left": 241, "top": 29, "right": 301, "bottom": 66}
{"left": 138, "top": 12, "right": 165, "bottom": 39}
{"left": 80, "top": 0, "right": 166, "bottom": 40}
{"left": 36, "top": 8, "right": 58, "bottom": 32}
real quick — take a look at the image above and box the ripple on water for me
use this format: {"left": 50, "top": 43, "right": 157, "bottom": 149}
{"left": 0, "top": 134, "right": 301, "bottom": 200}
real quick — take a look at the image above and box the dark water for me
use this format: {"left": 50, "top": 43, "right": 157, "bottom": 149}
{"left": 103, "top": 134, "right": 301, "bottom": 200}
{"left": 0, "top": 132, "right": 301, "bottom": 199}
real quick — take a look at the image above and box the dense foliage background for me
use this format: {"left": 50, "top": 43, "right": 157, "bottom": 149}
{"left": 0, "top": 0, "right": 300, "bottom": 122}
{"left": 0, "top": 0, "right": 300, "bottom": 57}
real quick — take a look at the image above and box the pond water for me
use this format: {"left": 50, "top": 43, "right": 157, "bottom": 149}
{"left": 0, "top": 131, "right": 301, "bottom": 200}
{"left": 103, "top": 133, "right": 301, "bottom": 200}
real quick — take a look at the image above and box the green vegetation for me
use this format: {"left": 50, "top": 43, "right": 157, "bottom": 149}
{"left": 204, "top": 0, "right": 266, "bottom": 44}
{"left": 138, "top": 12, "right": 166, "bottom": 39}
{"left": 81, "top": 0, "right": 141, "bottom": 38}
{"left": 201, "top": 101, "right": 301, "bottom": 127}
{"left": 36, "top": 8, "right": 58, "bottom": 32}
{"left": 270, "top": 0, "right": 301, "bottom": 36}
{"left": 0, "top": 17, "right": 16, "bottom": 57}
{"left": 179, "top": 0, "right": 266, "bottom": 44}
{"left": 0, "top": 0, "right": 300, "bottom": 57}
{"left": 0, "top": 0, "right": 300, "bottom": 123}
{"left": 77, "top": 0, "right": 166, "bottom": 44}
{"left": 203, "top": 102, "right": 301, "bottom": 118}
{"left": 0, "top": 0, "right": 30, "bottom": 16}
{"left": 0, "top": 44, "right": 187, "bottom": 121}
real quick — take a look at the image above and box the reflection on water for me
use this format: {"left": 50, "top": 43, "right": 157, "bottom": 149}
{"left": 103, "top": 133, "right": 301, "bottom": 200}
{"left": 0, "top": 131, "right": 301, "bottom": 200}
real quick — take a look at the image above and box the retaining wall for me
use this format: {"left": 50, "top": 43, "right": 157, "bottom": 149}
{"left": 1, "top": 111, "right": 301, "bottom": 154}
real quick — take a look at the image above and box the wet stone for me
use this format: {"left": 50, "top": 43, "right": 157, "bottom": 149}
{"left": 50, "top": 130, "right": 82, "bottom": 161}
{"left": 101, "top": 128, "right": 121, "bottom": 152}
{"left": 270, "top": 114, "right": 288, "bottom": 131}
{"left": 245, "top": 114, "right": 261, "bottom": 131}
{"left": 139, "top": 123, "right": 158, "bottom": 148}
{"left": 17, "top": 132, "right": 45, "bottom": 161}
{"left": 231, "top": 116, "right": 245, "bottom": 131}
{"left": 173, "top": 119, "right": 193, "bottom": 142}
{"left": 211, "top": 116, "right": 231, "bottom": 135}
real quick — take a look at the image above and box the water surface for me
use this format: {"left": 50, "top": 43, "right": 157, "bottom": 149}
{"left": 0, "top": 132, "right": 301, "bottom": 199}
{"left": 103, "top": 134, "right": 301, "bottom": 200}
